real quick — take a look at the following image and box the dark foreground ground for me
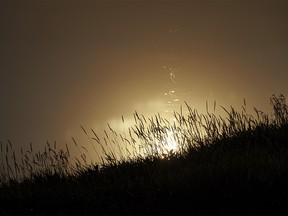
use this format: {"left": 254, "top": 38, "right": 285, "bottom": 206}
{"left": 1, "top": 95, "right": 288, "bottom": 215}
{"left": 1, "top": 124, "right": 288, "bottom": 215}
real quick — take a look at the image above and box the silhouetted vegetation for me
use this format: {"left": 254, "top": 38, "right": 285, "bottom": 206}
{"left": 1, "top": 94, "right": 288, "bottom": 215}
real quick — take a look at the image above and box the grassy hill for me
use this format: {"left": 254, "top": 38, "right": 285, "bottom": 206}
{"left": 1, "top": 94, "right": 288, "bottom": 215}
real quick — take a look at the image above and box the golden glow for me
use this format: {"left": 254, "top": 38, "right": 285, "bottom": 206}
{"left": 155, "top": 129, "right": 180, "bottom": 158}
{"left": 163, "top": 130, "right": 179, "bottom": 152}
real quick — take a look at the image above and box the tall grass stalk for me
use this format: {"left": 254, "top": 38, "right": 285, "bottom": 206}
{"left": 0, "top": 94, "right": 287, "bottom": 184}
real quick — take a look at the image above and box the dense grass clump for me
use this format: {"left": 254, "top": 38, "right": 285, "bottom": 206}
{"left": 0, "top": 94, "right": 288, "bottom": 214}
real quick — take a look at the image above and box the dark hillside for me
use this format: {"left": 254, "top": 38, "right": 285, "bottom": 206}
{"left": 1, "top": 95, "right": 288, "bottom": 215}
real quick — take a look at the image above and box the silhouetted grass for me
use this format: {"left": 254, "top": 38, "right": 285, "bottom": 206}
{"left": 0, "top": 94, "right": 288, "bottom": 215}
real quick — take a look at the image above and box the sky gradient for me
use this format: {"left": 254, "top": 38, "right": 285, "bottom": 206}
{"left": 0, "top": 1, "right": 287, "bottom": 157}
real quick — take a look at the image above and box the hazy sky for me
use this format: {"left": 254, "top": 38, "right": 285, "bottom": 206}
{"left": 1, "top": 1, "right": 288, "bottom": 154}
